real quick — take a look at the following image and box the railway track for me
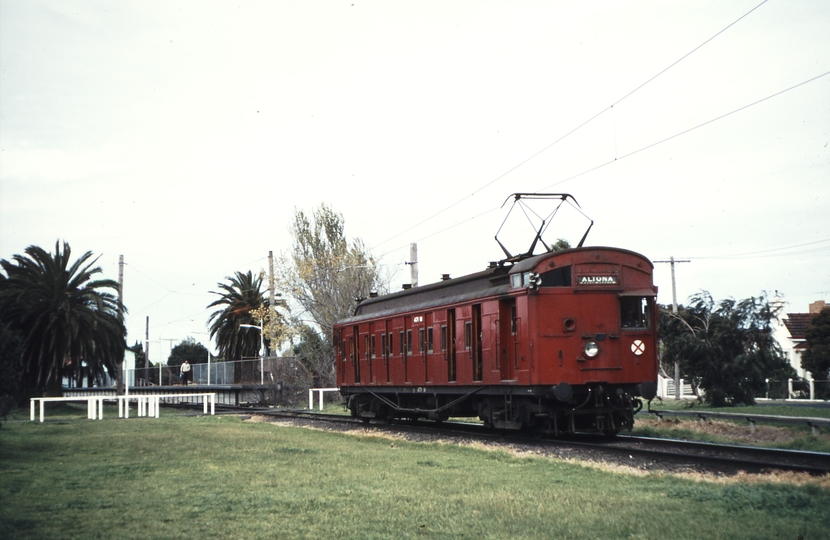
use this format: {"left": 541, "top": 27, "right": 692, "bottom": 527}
{"left": 185, "top": 404, "right": 830, "bottom": 476}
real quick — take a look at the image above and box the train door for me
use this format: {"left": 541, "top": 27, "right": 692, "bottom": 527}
{"left": 472, "top": 304, "right": 483, "bottom": 382}
{"left": 404, "top": 316, "right": 411, "bottom": 383}
{"left": 580, "top": 295, "right": 622, "bottom": 372}
{"left": 424, "top": 312, "right": 434, "bottom": 383}
{"left": 367, "top": 324, "right": 375, "bottom": 384}
{"left": 498, "top": 299, "right": 517, "bottom": 381}
{"left": 383, "top": 320, "right": 390, "bottom": 384}
{"left": 446, "top": 309, "right": 457, "bottom": 382}
{"left": 351, "top": 325, "right": 360, "bottom": 383}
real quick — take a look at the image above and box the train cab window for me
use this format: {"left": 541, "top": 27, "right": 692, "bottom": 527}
{"left": 621, "top": 297, "right": 651, "bottom": 329}
{"left": 511, "top": 274, "right": 522, "bottom": 288}
{"left": 464, "top": 321, "right": 472, "bottom": 349}
{"left": 406, "top": 330, "right": 413, "bottom": 355}
{"left": 541, "top": 266, "right": 571, "bottom": 287}
{"left": 427, "top": 327, "right": 434, "bottom": 353}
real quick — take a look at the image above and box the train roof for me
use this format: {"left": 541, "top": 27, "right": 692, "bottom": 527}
{"left": 336, "top": 246, "right": 653, "bottom": 325}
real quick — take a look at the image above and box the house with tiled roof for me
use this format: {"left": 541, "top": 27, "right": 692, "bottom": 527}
{"left": 782, "top": 300, "right": 827, "bottom": 379}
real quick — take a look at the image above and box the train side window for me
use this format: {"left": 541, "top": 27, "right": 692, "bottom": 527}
{"left": 364, "top": 335, "right": 370, "bottom": 359}
{"left": 464, "top": 321, "right": 472, "bottom": 349}
{"left": 406, "top": 329, "right": 413, "bottom": 355}
{"left": 388, "top": 332, "right": 394, "bottom": 356}
{"left": 399, "top": 331, "right": 405, "bottom": 356}
{"left": 381, "top": 334, "right": 387, "bottom": 358}
{"left": 427, "top": 327, "right": 434, "bottom": 353}
{"left": 510, "top": 305, "right": 517, "bottom": 334}
{"left": 441, "top": 326, "right": 447, "bottom": 351}
{"left": 621, "top": 297, "right": 650, "bottom": 329}
{"left": 371, "top": 335, "right": 376, "bottom": 358}
{"left": 419, "top": 328, "right": 425, "bottom": 354}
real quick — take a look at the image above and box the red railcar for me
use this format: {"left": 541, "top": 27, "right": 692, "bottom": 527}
{"left": 334, "top": 245, "right": 658, "bottom": 435}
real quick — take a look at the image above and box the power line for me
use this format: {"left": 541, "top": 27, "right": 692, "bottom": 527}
{"left": 372, "top": 0, "right": 770, "bottom": 251}
{"left": 379, "top": 70, "right": 830, "bottom": 257}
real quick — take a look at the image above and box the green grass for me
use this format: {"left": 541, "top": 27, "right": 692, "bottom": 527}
{"left": 637, "top": 400, "right": 830, "bottom": 452}
{"left": 1, "top": 411, "right": 829, "bottom": 539}
{"left": 648, "top": 398, "right": 830, "bottom": 419}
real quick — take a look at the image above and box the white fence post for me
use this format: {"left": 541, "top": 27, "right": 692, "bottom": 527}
{"left": 788, "top": 378, "right": 793, "bottom": 399}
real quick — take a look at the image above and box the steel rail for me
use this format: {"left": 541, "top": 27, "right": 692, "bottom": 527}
{"left": 170, "top": 404, "right": 830, "bottom": 475}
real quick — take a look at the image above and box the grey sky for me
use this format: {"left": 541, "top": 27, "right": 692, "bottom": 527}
{"left": 1, "top": 0, "right": 828, "bottom": 361}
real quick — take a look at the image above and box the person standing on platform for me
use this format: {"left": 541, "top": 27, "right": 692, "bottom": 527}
{"left": 181, "top": 360, "right": 191, "bottom": 386}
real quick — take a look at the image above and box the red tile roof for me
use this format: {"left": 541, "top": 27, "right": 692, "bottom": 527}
{"left": 783, "top": 313, "right": 818, "bottom": 340}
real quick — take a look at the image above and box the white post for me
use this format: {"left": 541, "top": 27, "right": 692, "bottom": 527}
{"left": 30, "top": 399, "right": 35, "bottom": 421}
{"left": 40, "top": 400, "right": 45, "bottom": 423}
{"left": 319, "top": 390, "right": 325, "bottom": 411}
{"left": 203, "top": 396, "right": 208, "bottom": 414}
{"left": 155, "top": 396, "right": 160, "bottom": 418}
{"left": 211, "top": 393, "right": 215, "bottom": 415}
{"left": 260, "top": 317, "right": 265, "bottom": 386}
{"left": 810, "top": 379, "right": 815, "bottom": 401}
{"left": 309, "top": 389, "right": 314, "bottom": 410}
{"left": 679, "top": 378, "right": 685, "bottom": 398}
{"left": 788, "top": 378, "right": 793, "bottom": 399}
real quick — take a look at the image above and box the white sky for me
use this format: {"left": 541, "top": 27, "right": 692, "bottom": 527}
{"left": 1, "top": 0, "right": 828, "bottom": 362}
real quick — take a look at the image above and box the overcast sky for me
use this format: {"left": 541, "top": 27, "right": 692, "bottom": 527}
{"left": 2, "top": 0, "right": 828, "bottom": 362}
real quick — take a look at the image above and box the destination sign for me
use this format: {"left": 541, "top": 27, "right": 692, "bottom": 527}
{"left": 578, "top": 275, "right": 618, "bottom": 285}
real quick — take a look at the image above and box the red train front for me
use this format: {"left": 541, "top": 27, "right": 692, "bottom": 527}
{"left": 334, "top": 244, "right": 658, "bottom": 435}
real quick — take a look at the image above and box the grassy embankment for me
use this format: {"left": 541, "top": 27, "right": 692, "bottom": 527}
{"left": 1, "top": 405, "right": 828, "bottom": 539}
{"left": 635, "top": 399, "right": 830, "bottom": 452}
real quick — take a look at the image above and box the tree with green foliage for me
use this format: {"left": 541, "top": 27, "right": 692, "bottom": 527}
{"left": 801, "top": 307, "right": 830, "bottom": 393}
{"left": 207, "top": 270, "right": 269, "bottom": 361}
{"left": 276, "top": 204, "right": 388, "bottom": 386}
{"left": 659, "top": 291, "right": 795, "bottom": 406}
{"left": 128, "top": 341, "right": 146, "bottom": 369}
{"left": 0, "top": 242, "right": 126, "bottom": 397}
{"left": 291, "top": 322, "right": 332, "bottom": 387}
{"left": 0, "top": 326, "right": 23, "bottom": 420}
{"left": 167, "top": 337, "right": 209, "bottom": 369}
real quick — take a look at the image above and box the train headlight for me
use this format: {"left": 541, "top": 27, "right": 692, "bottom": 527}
{"left": 584, "top": 341, "right": 600, "bottom": 358}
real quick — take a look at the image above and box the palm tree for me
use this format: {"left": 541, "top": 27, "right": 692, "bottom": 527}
{"left": 207, "top": 271, "right": 268, "bottom": 361}
{"left": 0, "top": 241, "right": 126, "bottom": 396}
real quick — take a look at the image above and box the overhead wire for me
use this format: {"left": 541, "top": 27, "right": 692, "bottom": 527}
{"left": 379, "top": 70, "right": 830, "bottom": 258}
{"left": 371, "top": 0, "right": 772, "bottom": 253}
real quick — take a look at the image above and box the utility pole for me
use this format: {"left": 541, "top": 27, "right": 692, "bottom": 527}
{"left": 117, "top": 255, "right": 125, "bottom": 395}
{"left": 268, "top": 251, "right": 275, "bottom": 309}
{"left": 145, "top": 316, "right": 150, "bottom": 370}
{"left": 268, "top": 250, "right": 275, "bottom": 357}
{"left": 654, "top": 256, "right": 690, "bottom": 399}
{"left": 409, "top": 243, "right": 418, "bottom": 288}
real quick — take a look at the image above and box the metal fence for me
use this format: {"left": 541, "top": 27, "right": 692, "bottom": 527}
{"left": 126, "top": 357, "right": 305, "bottom": 387}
